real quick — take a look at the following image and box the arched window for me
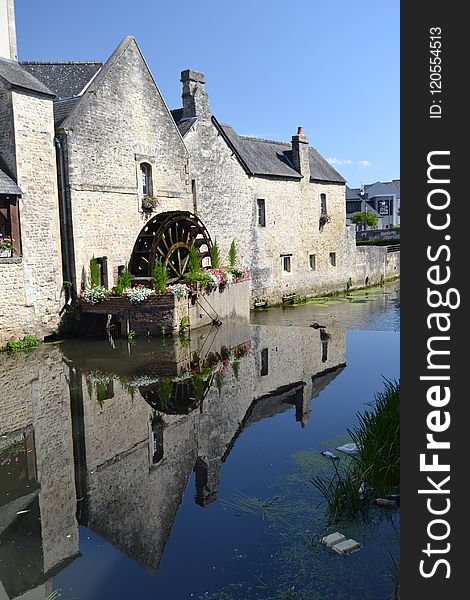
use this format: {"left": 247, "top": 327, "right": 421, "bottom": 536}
{"left": 140, "top": 162, "right": 153, "bottom": 198}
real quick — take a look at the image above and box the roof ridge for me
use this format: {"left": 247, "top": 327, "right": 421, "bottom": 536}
{"left": 20, "top": 61, "right": 103, "bottom": 65}
{"left": 238, "top": 135, "right": 289, "bottom": 146}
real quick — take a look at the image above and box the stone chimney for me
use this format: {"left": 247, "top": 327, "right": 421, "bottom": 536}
{"left": 181, "top": 69, "right": 211, "bottom": 120}
{"left": 0, "top": 0, "right": 18, "bottom": 60}
{"left": 291, "top": 126, "right": 310, "bottom": 179}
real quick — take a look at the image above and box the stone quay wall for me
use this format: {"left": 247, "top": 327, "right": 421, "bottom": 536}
{"left": 79, "top": 279, "right": 251, "bottom": 337}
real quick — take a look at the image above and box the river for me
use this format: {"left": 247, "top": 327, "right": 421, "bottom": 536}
{"left": 0, "top": 282, "right": 399, "bottom": 600}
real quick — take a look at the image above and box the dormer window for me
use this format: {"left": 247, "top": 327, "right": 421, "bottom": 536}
{"left": 140, "top": 162, "right": 153, "bottom": 198}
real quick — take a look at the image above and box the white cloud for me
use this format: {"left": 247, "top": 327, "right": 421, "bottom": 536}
{"left": 326, "top": 157, "right": 353, "bottom": 165}
{"left": 358, "top": 160, "right": 372, "bottom": 167}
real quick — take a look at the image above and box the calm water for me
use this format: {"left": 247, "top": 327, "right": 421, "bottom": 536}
{"left": 0, "top": 283, "right": 399, "bottom": 600}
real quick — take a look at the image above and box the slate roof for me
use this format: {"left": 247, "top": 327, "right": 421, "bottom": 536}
{"left": 20, "top": 61, "right": 102, "bottom": 100}
{"left": 54, "top": 97, "right": 80, "bottom": 128}
{"left": 0, "top": 57, "right": 54, "bottom": 97}
{"left": 218, "top": 122, "right": 345, "bottom": 182}
{"left": 363, "top": 181, "right": 400, "bottom": 198}
{"left": 170, "top": 108, "right": 345, "bottom": 183}
{"left": 170, "top": 109, "right": 198, "bottom": 138}
{"left": 346, "top": 186, "right": 362, "bottom": 200}
{"left": 0, "top": 160, "right": 21, "bottom": 195}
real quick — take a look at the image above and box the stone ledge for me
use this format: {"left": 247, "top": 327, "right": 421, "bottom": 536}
{"left": 0, "top": 256, "right": 22, "bottom": 265}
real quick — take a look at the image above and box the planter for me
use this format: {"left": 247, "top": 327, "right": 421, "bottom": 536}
{"left": 141, "top": 197, "right": 160, "bottom": 211}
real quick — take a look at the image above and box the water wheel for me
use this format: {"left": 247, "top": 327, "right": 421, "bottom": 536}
{"left": 139, "top": 375, "right": 213, "bottom": 415}
{"left": 129, "top": 211, "right": 212, "bottom": 282}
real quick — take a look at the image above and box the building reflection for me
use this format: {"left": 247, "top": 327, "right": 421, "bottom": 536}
{"left": 0, "top": 321, "right": 346, "bottom": 595}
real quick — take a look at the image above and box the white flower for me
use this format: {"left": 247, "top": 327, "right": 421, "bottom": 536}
{"left": 123, "top": 286, "right": 155, "bottom": 303}
{"left": 168, "top": 283, "right": 190, "bottom": 298}
{"left": 83, "top": 286, "right": 111, "bottom": 304}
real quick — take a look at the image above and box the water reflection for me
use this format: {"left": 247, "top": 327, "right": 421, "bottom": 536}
{"left": 0, "top": 283, "right": 399, "bottom": 599}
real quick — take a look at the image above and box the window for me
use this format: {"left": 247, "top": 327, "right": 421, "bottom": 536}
{"left": 150, "top": 415, "right": 164, "bottom": 465}
{"left": 282, "top": 255, "right": 291, "bottom": 273}
{"left": 260, "top": 348, "right": 269, "bottom": 376}
{"left": 257, "top": 198, "right": 266, "bottom": 227}
{"left": 191, "top": 179, "right": 197, "bottom": 212}
{"left": 320, "top": 330, "right": 330, "bottom": 363}
{"left": 329, "top": 252, "right": 336, "bottom": 267}
{"left": 0, "top": 197, "right": 21, "bottom": 255}
{"left": 96, "top": 256, "right": 108, "bottom": 288}
{"left": 309, "top": 254, "right": 316, "bottom": 271}
{"left": 140, "top": 162, "right": 153, "bottom": 198}
{"left": 320, "top": 193, "right": 327, "bottom": 215}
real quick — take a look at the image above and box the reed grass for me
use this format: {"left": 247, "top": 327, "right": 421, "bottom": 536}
{"left": 311, "top": 380, "right": 400, "bottom": 520}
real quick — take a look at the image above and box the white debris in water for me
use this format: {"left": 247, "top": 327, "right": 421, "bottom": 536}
{"left": 321, "top": 532, "right": 361, "bottom": 555}
{"left": 333, "top": 539, "right": 361, "bottom": 555}
{"left": 336, "top": 443, "right": 358, "bottom": 454}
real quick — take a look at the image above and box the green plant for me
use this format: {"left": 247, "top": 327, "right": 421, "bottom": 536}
{"left": 311, "top": 380, "right": 400, "bottom": 519}
{"left": 346, "top": 277, "right": 353, "bottom": 292}
{"left": 116, "top": 266, "right": 132, "bottom": 295}
{"left": 228, "top": 239, "right": 237, "bottom": 268}
{"left": 127, "top": 330, "right": 136, "bottom": 341}
{"left": 188, "top": 243, "right": 201, "bottom": 273}
{"left": 183, "top": 270, "right": 213, "bottom": 285}
{"left": 3, "top": 335, "right": 39, "bottom": 352}
{"left": 231, "top": 360, "right": 240, "bottom": 380}
{"left": 180, "top": 316, "right": 190, "bottom": 333}
{"left": 153, "top": 256, "right": 169, "bottom": 293}
{"left": 215, "top": 371, "right": 225, "bottom": 395}
{"left": 89, "top": 256, "right": 101, "bottom": 288}
{"left": 210, "top": 238, "right": 221, "bottom": 269}
{"left": 157, "top": 377, "right": 173, "bottom": 410}
{"left": 352, "top": 210, "right": 379, "bottom": 229}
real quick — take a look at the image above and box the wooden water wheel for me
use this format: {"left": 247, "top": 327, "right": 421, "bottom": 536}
{"left": 129, "top": 211, "right": 212, "bottom": 282}
{"left": 139, "top": 375, "right": 213, "bottom": 415}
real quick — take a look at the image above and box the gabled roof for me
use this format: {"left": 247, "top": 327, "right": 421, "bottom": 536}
{"left": 363, "top": 181, "right": 400, "bottom": 198}
{"left": 0, "top": 157, "right": 21, "bottom": 195}
{"left": 219, "top": 122, "right": 301, "bottom": 179}
{"left": 346, "top": 186, "right": 362, "bottom": 200}
{"left": 170, "top": 110, "right": 345, "bottom": 183}
{"left": 0, "top": 57, "right": 54, "bottom": 97}
{"left": 54, "top": 97, "right": 80, "bottom": 128}
{"left": 171, "top": 110, "right": 197, "bottom": 137}
{"left": 21, "top": 61, "right": 102, "bottom": 100}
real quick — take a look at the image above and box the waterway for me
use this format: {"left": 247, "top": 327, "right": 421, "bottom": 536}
{"left": 0, "top": 282, "right": 399, "bottom": 600}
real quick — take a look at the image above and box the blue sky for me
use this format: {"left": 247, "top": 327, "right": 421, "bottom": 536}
{"left": 15, "top": 0, "right": 399, "bottom": 188}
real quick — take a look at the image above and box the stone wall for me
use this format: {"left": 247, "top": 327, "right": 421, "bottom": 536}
{"left": 182, "top": 103, "right": 358, "bottom": 306}
{"left": 79, "top": 279, "right": 251, "bottom": 336}
{"left": 0, "top": 346, "right": 79, "bottom": 576}
{"left": 0, "top": 85, "right": 63, "bottom": 344}
{"left": 69, "top": 320, "right": 346, "bottom": 570}
{"left": 354, "top": 247, "right": 400, "bottom": 288}
{"left": 61, "top": 37, "right": 193, "bottom": 293}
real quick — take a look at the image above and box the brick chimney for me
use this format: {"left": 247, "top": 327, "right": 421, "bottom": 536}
{"left": 291, "top": 126, "right": 310, "bottom": 179}
{"left": 181, "top": 69, "right": 211, "bottom": 120}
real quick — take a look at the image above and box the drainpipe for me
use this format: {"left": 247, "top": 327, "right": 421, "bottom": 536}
{"left": 55, "top": 136, "right": 75, "bottom": 303}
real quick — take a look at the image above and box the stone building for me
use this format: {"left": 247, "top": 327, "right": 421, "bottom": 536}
{"left": 58, "top": 320, "right": 346, "bottom": 572}
{"left": 0, "top": 346, "right": 79, "bottom": 598}
{"left": 172, "top": 70, "right": 357, "bottom": 305}
{"left": 0, "top": 0, "right": 399, "bottom": 342}
{"left": 22, "top": 35, "right": 194, "bottom": 296}
{"left": 0, "top": 14, "right": 64, "bottom": 345}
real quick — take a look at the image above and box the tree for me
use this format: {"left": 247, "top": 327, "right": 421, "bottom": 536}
{"left": 153, "top": 256, "right": 169, "bottom": 293}
{"left": 228, "top": 239, "right": 237, "bottom": 267}
{"left": 352, "top": 210, "right": 379, "bottom": 229}
{"left": 210, "top": 238, "right": 221, "bottom": 269}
